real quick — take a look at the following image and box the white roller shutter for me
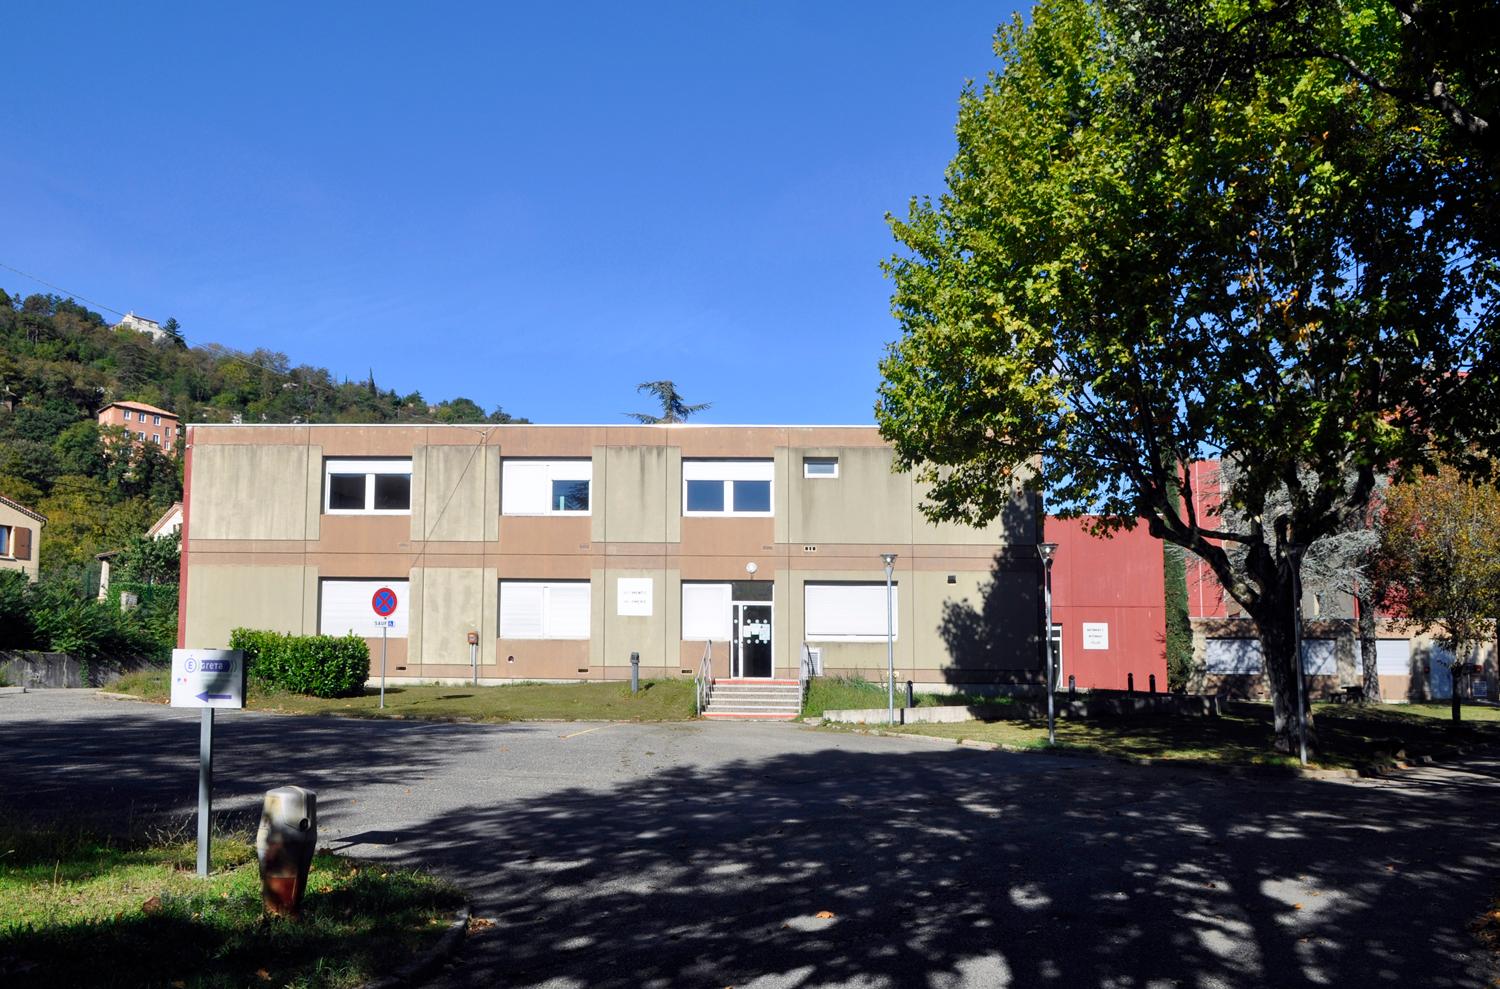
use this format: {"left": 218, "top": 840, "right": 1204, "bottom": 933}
{"left": 499, "top": 582, "right": 546, "bottom": 638}
{"left": 804, "top": 583, "right": 897, "bottom": 641}
{"left": 320, "top": 579, "right": 409, "bottom": 637}
{"left": 1376, "top": 638, "right": 1411, "bottom": 675}
{"left": 682, "top": 583, "right": 732, "bottom": 641}
{"left": 1301, "top": 639, "right": 1337, "bottom": 676}
{"left": 545, "top": 582, "right": 592, "bottom": 639}
{"left": 1204, "top": 638, "right": 1263, "bottom": 674}
{"left": 501, "top": 462, "right": 550, "bottom": 515}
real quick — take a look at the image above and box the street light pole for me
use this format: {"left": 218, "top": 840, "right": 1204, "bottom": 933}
{"left": 882, "top": 553, "right": 898, "bottom": 725}
{"left": 1288, "top": 542, "right": 1309, "bottom": 766}
{"left": 1038, "top": 542, "right": 1058, "bottom": 746}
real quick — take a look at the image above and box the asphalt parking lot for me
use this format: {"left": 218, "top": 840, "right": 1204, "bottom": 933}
{"left": 3, "top": 689, "right": 1498, "bottom": 988}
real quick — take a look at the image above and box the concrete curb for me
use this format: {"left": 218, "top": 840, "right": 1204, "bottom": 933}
{"left": 835, "top": 725, "right": 1495, "bottom": 782}
{"left": 97, "top": 690, "right": 150, "bottom": 702}
{"left": 361, "top": 902, "right": 471, "bottom": 989}
{"left": 0, "top": 686, "right": 27, "bottom": 695}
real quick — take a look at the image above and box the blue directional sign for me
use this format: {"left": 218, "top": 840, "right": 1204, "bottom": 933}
{"left": 171, "top": 649, "right": 244, "bottom": 709}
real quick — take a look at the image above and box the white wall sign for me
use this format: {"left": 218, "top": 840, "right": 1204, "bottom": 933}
{"left": 171, "top": 649, "right": 245, "bottom": 709}
{"left": 617, "top": 577, "right": 653, "bottom": 616}
{"left": 1082, "top": 623, "right": 1109, "bottom": 650}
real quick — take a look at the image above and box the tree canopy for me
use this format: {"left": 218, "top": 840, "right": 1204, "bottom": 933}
{"left": 625, "top": 381, "right": 711, "bottom": 424}
{"left": 876, "top": 0, "right": 1498, "bottom": 748}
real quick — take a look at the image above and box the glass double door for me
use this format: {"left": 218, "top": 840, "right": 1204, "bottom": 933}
{"left": 732, "top": 602, "right": 774, "bottom": 678}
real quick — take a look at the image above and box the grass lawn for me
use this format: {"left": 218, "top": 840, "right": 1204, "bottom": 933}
{"left": 0, "top": 821, "right": 463, "bottom": 989}
{"left": 110, "top": 669, "right": 698, "bottom": 722}
{"left": 879, "top": 700, "right": 1500, "bottom": 771}
{"left": 801, "top": 675, "right": 1011, "bottom": 718}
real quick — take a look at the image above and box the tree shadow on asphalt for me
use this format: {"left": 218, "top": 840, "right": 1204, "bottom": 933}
{"left": 406, "top": 747, "right": 1500, "bottom": 989}
{"left": 4, "top": 703, "right": 1499, "bottom": 988}
{"left": 0, "top": 704, "right": 484, "bottom": 830}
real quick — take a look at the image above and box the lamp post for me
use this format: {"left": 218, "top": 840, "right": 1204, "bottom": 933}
{"left": 882, "top": 553, "right": 898, "bottom": 725}
{"left": 1288, "top": 542, "right": 1309, "bottom": 766}
{"left": 1038, "top": 542, "right": 1058, "bottom": 745}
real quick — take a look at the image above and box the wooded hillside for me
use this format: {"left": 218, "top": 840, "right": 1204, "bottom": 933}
{"left": 0, "top": 289, "right": 523, "bottom": 587}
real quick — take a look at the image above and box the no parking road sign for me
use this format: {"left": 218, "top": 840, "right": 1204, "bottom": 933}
{"left": 372, "top": 586, "right": 398, "bottom": 619}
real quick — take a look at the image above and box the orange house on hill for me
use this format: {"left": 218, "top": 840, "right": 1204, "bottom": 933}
{"left": 97, "top": 401, "right": 180, "bottom": 458}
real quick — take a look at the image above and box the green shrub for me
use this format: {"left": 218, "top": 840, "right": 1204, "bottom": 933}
{"left": 0, "top": 571, "right": 33, "bottom": 649}
{"left": 230, "top": 628, "right": 369, "bottom": 698}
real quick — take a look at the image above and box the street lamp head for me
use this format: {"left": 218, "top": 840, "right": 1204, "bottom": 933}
{"left": 745, "top": 561, "right": 759, "bottom": 576}
{"left": 880, "top": 552, "right": 898, "bottom": 568}
{"left": 1038, "top": 542, "right": 1058, "bottom": 563}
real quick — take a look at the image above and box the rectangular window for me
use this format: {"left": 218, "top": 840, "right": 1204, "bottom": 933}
{"left": 319, "top": 578, "right": 409, "bottom": 637}
{"left": 1204, "top": 638, "right": 1264, "bottom": 674}
{"left": 1376, "top": 638, "right": 1411, "bottom": 676}
{"left": 803, "top": 457, "right": 839, "bottom": 478}
{"left": 804, "top": 582, "right": 898, "bottom": 642}
{"left": 323, "top": 459, "right": 413, "bottom": 514}
{"left": 499, "top": 580, "right": 591, "bottom": 639}
{"left": 153, "top": 415, "right": 162, "bottom": 425}
{"left": 682, "top": 460, "right": 774, "bottom": 517}
{"left": 0, "top": 525, "right": 9, "bottom": 556}
{"left": 1301, "top": 639, "right": 1337, "bottom": 676}
{"left": 682, "top": 582, "right": 732, "bottom": 641}
{"left": 122, "top": 410, "right": 132, "bottom": 421}
{"left": 152, "top": 434, "right": 161, "bottom": 444}
{"left": 501, "top": 459, "right": 592, "bottom": 515}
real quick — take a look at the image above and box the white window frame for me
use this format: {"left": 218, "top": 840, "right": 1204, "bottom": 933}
{"left": 803, "top": 457, "right": 839, "bottom": 479}
{"left": 682, "top": 459, "right": 774, "bottom": 517}
{"left": 319, "top": 578, "right": 410, "bottom": 638}
{"left": 152, "top": 434, "right": 161, "bottom": 444}
{"left": 804, "top": 581, "right": 899, "bottom": 642}
{"left": 153, "top": 414, "right": 162, "bottom": 425}
{"left": 323, "top": 458, "right": 414, "bottom": 515}
{"left": 499, "top": 580, "right": 592, "bottom": 639}
{"left": 122, "top": 409, "right": 132, "bottom": 421}
{"left": 501, "top": 459, "right": 593, "bottom": 516}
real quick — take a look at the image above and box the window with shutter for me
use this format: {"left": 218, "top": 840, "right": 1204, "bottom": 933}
{"left": 13, "top": 526, "right": 31, "bottom": 561}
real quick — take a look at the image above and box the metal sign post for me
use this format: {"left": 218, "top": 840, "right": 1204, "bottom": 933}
{"left": 370, "top": 587, "right": 399, "bottom": 708}
{"left": 171, "top": 648, "right": 245, "bottom": 878}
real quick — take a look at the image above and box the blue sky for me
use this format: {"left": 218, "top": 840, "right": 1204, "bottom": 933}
{"left": 3, "top": 3, "right": 1018, "bottom": 424}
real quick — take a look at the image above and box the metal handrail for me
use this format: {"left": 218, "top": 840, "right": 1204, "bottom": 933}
{"left": 694, "top": 640, "right": 713, "bottom": 716}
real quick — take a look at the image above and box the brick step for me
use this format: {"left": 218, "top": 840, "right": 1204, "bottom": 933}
{"left": 705, "top": 699, "right": 804, "bottom": 708}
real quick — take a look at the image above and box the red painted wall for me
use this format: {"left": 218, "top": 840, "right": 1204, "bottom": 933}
{"left": 1048, "top": 517, "right": 1168, "bottom": 690}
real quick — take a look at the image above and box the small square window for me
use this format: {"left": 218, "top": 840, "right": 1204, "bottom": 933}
{"left": 732, "top": 479, "right": 771, "bottom": 512}
{"left": 122, "top": 410, "right": 132, "bottom": 421}
{"left": 686, "top": 480, "right": 725, "bottom": 512}
{"left": 373, "top": 473, "right": 411, "bottom": 510}
{"left": 153, "top": 415, "right": 162, "bottom": 425}
{"left": 803, "top": 457, "right": 839, "bottom": 478}
{"left": 551, "top": 479, "right": 590, "bottom": 512}
{"left": 328, "top": 474, "right": 366, "bottom": 510}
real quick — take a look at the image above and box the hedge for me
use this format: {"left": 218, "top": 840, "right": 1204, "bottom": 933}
{"left": 230, "top": 628, "right": 369, "bottom": 698}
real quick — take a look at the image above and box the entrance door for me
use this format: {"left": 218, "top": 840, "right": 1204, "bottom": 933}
{"left": 733, "top": 604, "right": 774, "bottom": 678}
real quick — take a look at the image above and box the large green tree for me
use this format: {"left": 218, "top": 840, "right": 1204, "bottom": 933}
{"left": 876, "top": 0, "right": 1497, "bottom": 750}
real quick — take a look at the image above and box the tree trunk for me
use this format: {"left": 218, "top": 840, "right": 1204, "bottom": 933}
{"left": 1249, "top": 595, "right": 1314, "bottom": 753}
{"left": 1357, "top": 591, "right": 1379, "bottom": 702}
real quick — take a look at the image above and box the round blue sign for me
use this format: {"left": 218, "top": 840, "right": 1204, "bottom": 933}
{"left": 371, "top": 587, "right": 398, "bottom": 617}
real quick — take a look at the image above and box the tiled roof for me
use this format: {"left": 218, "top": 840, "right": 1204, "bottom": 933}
{"left": 0, "top": 494, "right": 47, "bottom": 524}
{"left": 101, "top": 400, "right": 179, "bottom": 418}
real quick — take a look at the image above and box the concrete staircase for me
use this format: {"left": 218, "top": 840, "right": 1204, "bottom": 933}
{"left": 702, "top": 678, "right": 802, "bottom": 720}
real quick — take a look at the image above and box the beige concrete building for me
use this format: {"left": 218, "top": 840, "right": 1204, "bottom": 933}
{"left": 0, "top": 494, "right": 45, "bottom": 582}
{"left": 179, "top": 424, "right": 1045, "bottom": 689}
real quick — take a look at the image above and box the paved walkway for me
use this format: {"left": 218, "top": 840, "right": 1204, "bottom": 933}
{"left": 3, "top": 689, "right": 1498, "bottom": 988}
